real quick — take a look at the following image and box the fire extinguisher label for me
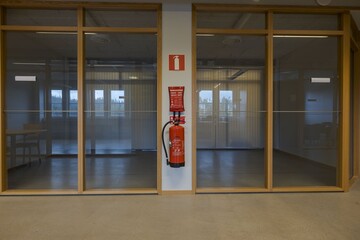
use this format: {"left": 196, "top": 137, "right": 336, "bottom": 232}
{"left": 171, "top": 137, "right": 184, "bottom": 157}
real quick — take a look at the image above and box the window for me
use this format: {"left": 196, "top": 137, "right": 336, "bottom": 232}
{"left": 69, "top": 90, "right": 78, "bottom": 117}
{"left": 198, "top": 90, "right": 213, "bottom": 120}
{"left": 219, "top": 90, "right": 233, "bottom": 119}
{"left": 94, "top": 90, "right": 104, "bottom": 117}
{"left": 110, "top": 90, "right": 125, "bottom": 117}
{"left": 239, "top": 90, "right": 247, "bottom": 112}
{"left": 51, "top": 89, "right": 63, "bottom": 117}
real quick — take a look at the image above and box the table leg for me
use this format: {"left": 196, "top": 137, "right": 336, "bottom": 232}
{"left": 9, "top": 135, "right": 16, "bottom": 168}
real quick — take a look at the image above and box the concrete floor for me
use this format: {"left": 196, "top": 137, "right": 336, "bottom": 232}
{"left": 0, "top": 181, "right": 359, "bottom": 240}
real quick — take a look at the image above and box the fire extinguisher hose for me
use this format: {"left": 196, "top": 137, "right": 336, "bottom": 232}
{"left": 162, "top": 120, "right": 173, "bottom": 165}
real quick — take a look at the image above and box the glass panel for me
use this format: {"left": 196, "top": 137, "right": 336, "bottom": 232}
{"left": 85, "top": 9, "right": 157, "bottom": 27}
{"left": 5, "top": 8, "right": 77, "bottom": 26}
{"left": 274, "top": 13, "right": 339, "bottom": 30}
{"left": 51, "top": 90, "right": 63, "bottom": 117}
{"left": 197, "top": 35, "right": 266, "bottom": 188}
{"left": 219, "top": 90, "right": 233, "bottom": 119}
{"left": 197, "top": 12, "right": 265, "bottom": 29}
{"left": 94, "top": 90, "right": 104, "bottom": 117}
{"left": 85, "top": 33, "right": 157, "bottom": 189}
{"left": 69, "top": 90, "right": 78, "bottom": 117}
{"left": 273, "top": 36, "right": 339, "bottom": 187}
{"left": 198, "top": 90, "right": 213, "bottom": 120}
{"left": 110, "top": 90, "right": 125, "bottom": 117}
{"left": 5, "top": 32, "right": 78, "bottom": 190}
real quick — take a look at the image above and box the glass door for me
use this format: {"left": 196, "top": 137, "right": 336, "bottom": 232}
{"left": 197, "top": 88, "right": 235, "bottom": 149}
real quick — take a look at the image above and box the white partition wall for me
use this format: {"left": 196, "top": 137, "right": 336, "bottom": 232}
{"left": 161, "top": 3, "right": 193, "bottom": 192}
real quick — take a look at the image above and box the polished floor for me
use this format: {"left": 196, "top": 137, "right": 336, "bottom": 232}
{"left": 8, "top": 152, "right": 157, "bottom": 190}
{"left": 197, "top": 149, "right": 336, "bottom": 188}
{"left": 7, "top": 150, "right": 336, "bottom": 190}
{"left": 0, "top": 182, "right": 359, "bottom": 240}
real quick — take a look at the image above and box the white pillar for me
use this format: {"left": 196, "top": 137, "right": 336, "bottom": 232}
{"left": 161, "top": 3, "right": 193, "bottom": 192}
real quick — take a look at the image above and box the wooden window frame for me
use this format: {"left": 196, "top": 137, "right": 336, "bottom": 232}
{"left": 0, "top": 1, "right": 162, "bottom": 195}
{"left": 193, "top": 4, "right": 354, "bottom": 193}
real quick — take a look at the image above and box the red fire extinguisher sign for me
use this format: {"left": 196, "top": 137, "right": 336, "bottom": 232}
{"left": 169, "top": 54, "right": 185, "bottom": 71}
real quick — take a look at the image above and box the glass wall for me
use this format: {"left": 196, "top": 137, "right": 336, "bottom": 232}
{"left": 197, "top": 12, "right": 266, "bottom": 29}
{"left": 273, "top": 13, "right": 339, "bottom": 30}
{"left": 84, "top": 33, "right": 157, "bottom": 189}
{"left": 1, "top": 4, "right": 159, "bottom": 193}
{"left": 5, "top": 31, "right": 78, "bottom": 189}
{"left": 273, "top": 18, "right": 339, "bottom": 187}
{"left": 85, "top": 9, "right": 157, "bottom": 28}
{"left": 5, "top": 8, "right": 77, "bottom": 26}
{"left": 196, "top": 33, "right": 266, "bottom": 188}
{"left": 195, "top": 7, "right": 348, "bottom": 192}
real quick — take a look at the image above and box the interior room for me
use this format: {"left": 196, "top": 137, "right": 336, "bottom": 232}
{"left": 4, "top": 8, "right": 158, "bottom": 190}
{"left": 1, "top": 1, "right": 360, "bottom": 240}
{"left": 0, "top": 0, "right": 359, "bottom": 194}
{"left": 196, "top": 10, "right": 341, "bottom": 189}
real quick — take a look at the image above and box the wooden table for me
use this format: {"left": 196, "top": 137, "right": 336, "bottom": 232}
{"left": 6, "top": 129, "right": 47, "bottom": 167}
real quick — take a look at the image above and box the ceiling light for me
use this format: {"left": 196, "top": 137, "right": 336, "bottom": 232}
{"left": 196, "top": 33, "right": 215, "bottom": 37}
{"left": 37, "top": 32, "right": 76, "bottom": 35}
{"left": 13, "top": 62, "right": 45, "bottom": 66}
{"left": 15, "top": 76, "right": 36, "bottom": 82}
{"left": 273, "top": 35, "right": 328, "bottom": 38}
{"left": 91, "top": 64, "right": 124, "bottom": 67}
{"left": 316, "top": 0, "right": 332, "bottom": 6}
{"left": 311, "top": 77, "right": 331, "bottom": 83}
{"left": 36, "top": 32, "right": 96, "bottom": 35}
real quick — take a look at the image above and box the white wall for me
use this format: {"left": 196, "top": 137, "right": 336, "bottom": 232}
{"left": 161, "top": 3, "right": 193, "bottom": 191}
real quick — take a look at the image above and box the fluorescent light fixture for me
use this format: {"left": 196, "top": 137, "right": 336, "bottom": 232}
{"left": 91, "top": 64, "right": 125, "bottom": 67}
{"left": 36, "top": 32, "right": 96, "bottom": 35}
{"left": 196, "top": 33, "right": 215, "bottom": 37}
{"left": 129, "top": 76, "right": 138, "bottom": 80}
{"left": 274, "top": 35, "right": 328, "bottom": 38}
{"left": 13, "top": 62, "right": 45, "bottom": 66}
{"left": 311, "top": 77, "right": 331, "bottom": 83}
{"left": 15, "top": 76, "right": 36, "bottom": 82}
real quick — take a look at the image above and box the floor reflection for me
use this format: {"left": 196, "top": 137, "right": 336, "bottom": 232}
{"left": 7, "top": 151, "right": 157, "bottom": 190}
{"left": 197, "top": 149, "right": 337, "bottom": 188}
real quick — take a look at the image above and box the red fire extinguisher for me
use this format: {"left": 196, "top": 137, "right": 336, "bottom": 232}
{"left": 162, "top": 113, "right": 185, "bottom": 168}
{"left": 162, "top": 86, "right": 185, "bottom": 168}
